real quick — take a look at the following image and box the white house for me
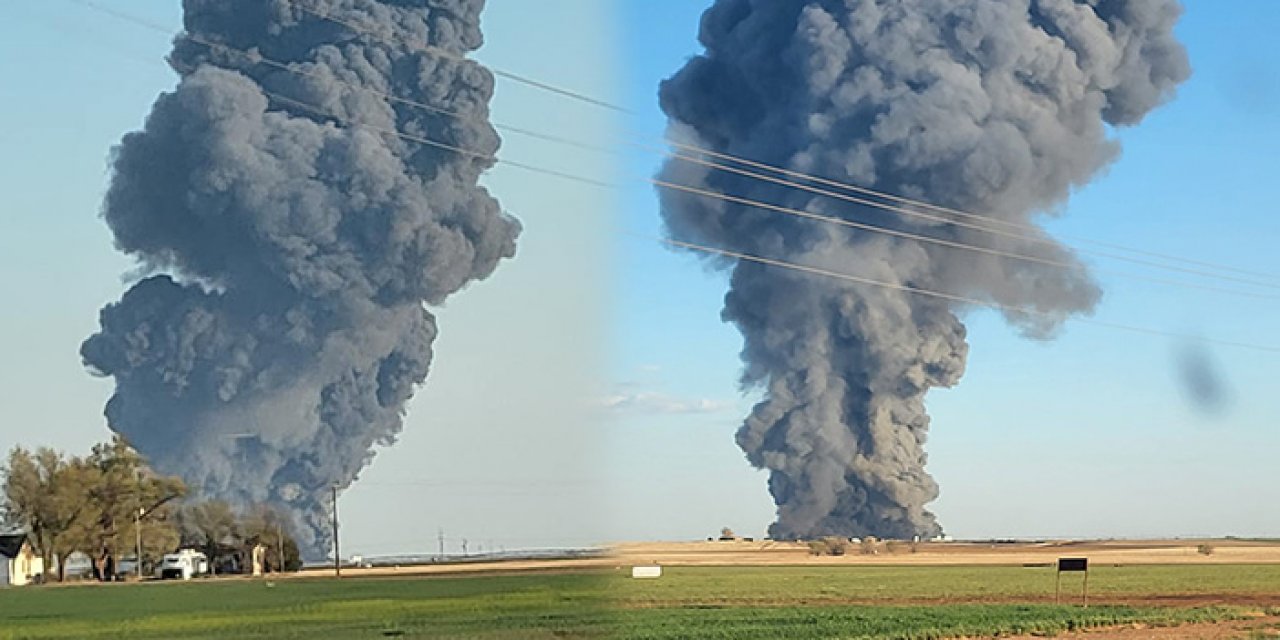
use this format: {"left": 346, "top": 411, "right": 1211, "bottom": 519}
{"left": 0, "top": 533, "right": 44, "bottom": 587}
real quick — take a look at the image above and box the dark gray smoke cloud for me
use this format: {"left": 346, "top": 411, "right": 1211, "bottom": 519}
{"left": 81, "top": 0, "right": 518, "bottom": 558}
{"left": 660, "top": 0, "right": 1188, "bottom": 540}
{"left": 1175, "top": 341, "right": 1230, "bottom": 415}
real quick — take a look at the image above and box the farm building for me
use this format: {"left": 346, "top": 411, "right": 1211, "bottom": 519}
{"left": 0, "top": 533, "right": 44, "bottom": 587}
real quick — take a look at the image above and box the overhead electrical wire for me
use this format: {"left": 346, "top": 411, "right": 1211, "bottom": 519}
{"left": 278, "top": 0, "right": 1280, "bottom": 287}
{"left": 283, "top": 0, "right": 633, "bottom": 115}
{"left": 68, "top": 0, "right": 1280, "bottom": 293}
{"left": 54, "top": 0, "right": 1280, "bottom": 354}
{"left": 661, "top": 138, "right": 1280, "bottom": 282}
{"left": 641, "top": 233, "right": 1280, "bottom": 354}
{"left": 62, "top": 0, "right": 1280, "bottom": 301}
{"left": 647, "top": 141, "right": 1280, "bottom": 289}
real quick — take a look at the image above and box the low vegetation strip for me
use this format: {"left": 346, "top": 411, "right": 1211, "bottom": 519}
{"left": 617, "top": 604, "right": 1245, "bottom": 640}
{"left": 611, "top": 565, "right": 1280, "bottom": 607}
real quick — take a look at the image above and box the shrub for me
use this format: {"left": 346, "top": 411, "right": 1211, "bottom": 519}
{"left": 823, "top": 537, "right": 849, "bottom": 556}
{"left": 860, "top": 536, "right": 880, "bottom": 555}
{"left": 807, "top": 537, "right": 851, "bottom": 556}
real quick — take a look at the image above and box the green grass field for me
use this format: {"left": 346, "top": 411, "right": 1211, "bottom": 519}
{"left": 614, "top": 564, "right": 1280, "bottom": 606}
{"left": 0, "top": 565, "right": 1275, "bottom": 639}
{"left": 0, "top": 574, "right": 611, "bottom": 639}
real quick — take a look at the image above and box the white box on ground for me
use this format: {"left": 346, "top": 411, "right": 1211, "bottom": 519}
{"left": 631, "top": 566, "right": 662, "bottom": 579}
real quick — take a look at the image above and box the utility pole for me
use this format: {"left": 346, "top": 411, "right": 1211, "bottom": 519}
{"left": 331, "top": 485, "right": 340, "bottom": 578}
{"left": 437, "top": 528, "right": 444, "bottom": 560}
{"left": 276, "top": 522, "right": 285, "bottom": 573}
{"left": 461, "top": 538, "right": 468, "bottom": 557}
{"left": 134, "top": 506, "right": 144, "bottom": 580}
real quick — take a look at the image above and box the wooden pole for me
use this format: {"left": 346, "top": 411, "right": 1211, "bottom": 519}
{"left": 276, "top": 522, "right": 285, "bottom": 573}
{"left": 134, "top": 507, "right": 143, "bottom": 580}
{"left": 331, "top": 485, "right": 340, "bottom": 578}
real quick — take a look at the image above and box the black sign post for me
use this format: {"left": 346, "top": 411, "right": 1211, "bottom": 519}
{"left": 1055, "top": 557, "right": 1089, "bottom": 606}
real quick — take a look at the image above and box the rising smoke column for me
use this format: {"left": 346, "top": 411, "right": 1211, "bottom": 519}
{"left": 81, "top": 0, "right": 518, "bottom": 558}
{"left": 659, "top": 0, "right": 1188, "bottom": 540}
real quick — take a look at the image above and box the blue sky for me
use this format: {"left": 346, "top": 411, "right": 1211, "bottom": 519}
{"left": 606, "top": 0, "right": 1280, "bottom": 541}
{"left": 0, "top": 1, "right": 1277, "bottom": 555}
{"left": 0, "top": 0, "right": 620, "bottom": 555}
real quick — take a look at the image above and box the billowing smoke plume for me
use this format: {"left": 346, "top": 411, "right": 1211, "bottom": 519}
{"left": 660, "top": 0, "right": 1188, "bottom": 540}
{"left": 82, "top": 0, "right": 518, "bottom": 558}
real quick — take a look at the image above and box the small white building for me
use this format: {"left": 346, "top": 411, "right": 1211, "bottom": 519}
{"left": 0, "top": 534, "right": 44, "bottom": 587}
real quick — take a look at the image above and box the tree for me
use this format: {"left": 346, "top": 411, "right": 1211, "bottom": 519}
{"left": 860, "top": 536, "right": 880, "bottom": 555}
{"left": 177, "top": 501, "right": 241, "bottom": 574}
{"left": 1, "top": 436, "right": 312, "bottom": 581}
{"left": 804, "top": 537, "right": 851, "bottom": 556}
{"left": 1, "top": 447, "right": 91, "bottom": 582}
{"left": 3, "top": 437, "right": 189, "bottom": 582}
{"left": 241, "top": 505, "right": 302, "bottom": 572}
{"left": 76, "top": 437, "right": 185, "bottom": 580}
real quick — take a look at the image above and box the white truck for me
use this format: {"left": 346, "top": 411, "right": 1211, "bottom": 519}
{"left": 156, "top": 549, "right": 209, "bottom": 580}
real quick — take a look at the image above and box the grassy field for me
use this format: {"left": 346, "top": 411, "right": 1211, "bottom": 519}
{"left": 0, "top": 565, "right": 1276, "bottom": 639}
{"left": 616, "top": 604, "right": 1241, "bottom": 640}
{"left": 0, "top": 573, "right": 611, "bottom": 639}
{"left": 613, "top": 564, "right": 1280, "bottom": 606}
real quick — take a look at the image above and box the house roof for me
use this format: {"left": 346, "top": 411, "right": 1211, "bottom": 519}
{"left": 0, "top": 533, "right": 29, "bottom": 559}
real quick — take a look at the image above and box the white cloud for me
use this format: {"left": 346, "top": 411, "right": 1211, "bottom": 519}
{"left": 598, "top": 392, "right": 734, "bottom": 416}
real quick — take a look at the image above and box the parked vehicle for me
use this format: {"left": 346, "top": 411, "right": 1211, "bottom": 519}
{"left": 61, "top": 552, "right": 94, "bottom": 580}
{"left": 115, "top": 556, "right": 139, "bottom": 578}
{"left": 156, "top": 550, "right": 209, "bottom": 580}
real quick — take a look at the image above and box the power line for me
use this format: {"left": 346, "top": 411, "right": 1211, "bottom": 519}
{"left": 265, "top": 92, "right": 617, "bottom": 190}
{"left": 62, "top": 0, "right": 620, "bottom": 191}
{"left": 281, "top": 0, "right": 632, "bottom": 115}
{"left": 659, "top": 138, "right": 1280, "bottom": 283}
{"left": 668, "top": 138, "right": 1280, "bottom": 283}
{"left": 650, "top": 177, "right": 1280, "bottom": 301}
{"left": 53, "top": 2, "right": 1280, "bottom": 354}
{"left": 281, "top": 0, "right": 1279, "bottom": 286}
{"left": 64, "top": 0, "right": 1280, "bottom": 301}
{"left": 651, "top": 142, "right": 1280, "bottom": 289}
{"left": 633, "top": 233, "right": 1280, "bottom": 354}
{"left": 265, "top": 93, "right": 1280, "bottom": 353}
{"left": 264, "top": 41, "right": 1279, "bottom": 303}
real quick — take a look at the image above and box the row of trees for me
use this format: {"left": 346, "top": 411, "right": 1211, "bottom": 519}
{"left": 0, "top": 437, "right": 299, "bottom": 582}
{"left": 806, "top": 536, "right": 920, "bottom": 556}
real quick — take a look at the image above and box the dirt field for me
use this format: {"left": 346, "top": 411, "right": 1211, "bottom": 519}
{"left": 296, "top": 556, "right": 616, "bottom": 579}
{"left": 1002, "top": 612, "right": 1280, "bottom": 640}
{"left": 614, "top": 539, "right": 1280, "bottom": 568}
{"left": 293, "top": 539, "right": 1280, "bottom": 580}
{"left": 605, "top": 541, "right": 1280, "bottom": 637}
{"left": 18, "top": 541, "right": 1280, "bottom": 639}
{"left": 281, "top": 540, "right": 1280, "bottom": 638}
